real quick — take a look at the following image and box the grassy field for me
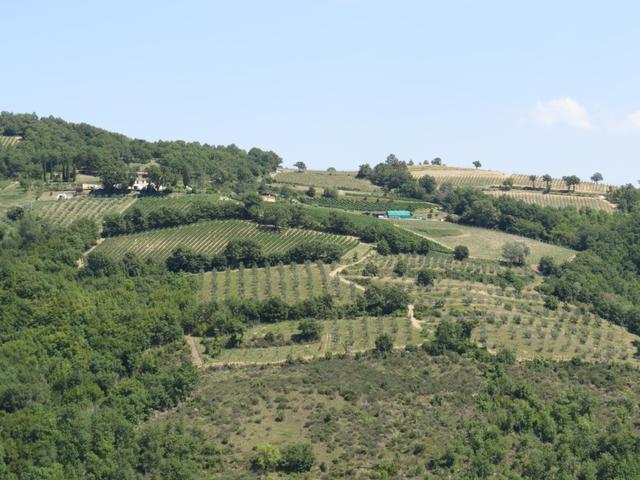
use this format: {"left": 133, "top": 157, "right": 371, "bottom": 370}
{"left": 485, "top": 189, "right": 615, "bottom": 212}
{"left": 32, "top": 195, "right": 136, "bottom": 226}
{"left": 0, "top": 183, "right": 35, "bottom": 226}
{"left": 196, "top": 314, "right": 419, "bottom": 366}
{"left": 95, "top": 220, "right": 360, "bottom": 260}
{"left": 154, "top": 349, "right": 640, "bottom": 478}
{"left": 409, "top": 165, "right": 611, "bottom": 194}
{"left": 274, "top": 170, "right": 380, "bottom": 191}
{"left": 395, "top": 219, "right": 574, "bottom": 264}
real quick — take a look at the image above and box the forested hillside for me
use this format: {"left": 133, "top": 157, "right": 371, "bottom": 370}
{"left": 0, "top": 112, "right": 281, "bottom": 191}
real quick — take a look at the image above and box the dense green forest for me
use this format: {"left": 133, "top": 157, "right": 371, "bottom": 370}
{"left": 0, "top": 112, "right": 281, "bottom": 191}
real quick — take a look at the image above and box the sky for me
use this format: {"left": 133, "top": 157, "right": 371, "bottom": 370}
{"left": 2, "top": 0, "right": 640, "bottom": 185}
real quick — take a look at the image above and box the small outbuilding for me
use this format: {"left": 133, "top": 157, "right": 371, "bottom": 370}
{"left": 387, "top": 210, "right": 412, "bottom": 219}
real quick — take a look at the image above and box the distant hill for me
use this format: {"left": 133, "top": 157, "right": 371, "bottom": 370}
{"left": 0, "top": 112, "right": 282, "bottom": 189}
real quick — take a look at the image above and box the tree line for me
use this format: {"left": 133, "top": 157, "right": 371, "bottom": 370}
{"left": 0, "top": 112, "right": 282, "bottom": 192}
{"left": 102, "top": 195, "right": 441, "bottom": 255}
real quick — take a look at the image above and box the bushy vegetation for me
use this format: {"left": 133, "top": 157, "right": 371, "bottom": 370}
{"left": 159, "top": 351, "right": 640, "bottom": 478}
{"left": 0, "top": 216, "right": 208, "bottom": 478}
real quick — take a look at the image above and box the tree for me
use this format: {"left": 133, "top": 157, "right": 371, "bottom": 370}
{"left": 362, "top": 262, "right": 379, "bottom": 277}
{"left": 502, "top": 241, "right": 531, "bottom": 266}
{"left": 99, "top": 161, "right": 132, "bottom": 193}
{"left": 374, "top": 333, "right": 394, "bottom": 353}
{"left": 591, "top": 172, "right": 603, "bottom": 184}
{"left": 542, "top": 174, "right": 553, "bottom": 192}
{"left": 418, "top": 175, "right": 437, "bottom": 194}
{"left": 326, "top": 167, "right": 336, "bottom": 174}
{"left": 293, "top": 161, "right": 306, "bottom": 172}
{"left": 473, "top": 160, "right": 482, "bottom": 169}
{"left": 453, "top": 245, "right": 469, "bottom": 261}
{"left": 416, "top": 269, "right": 435, "bottom": 286}
{"left": 280, "top": 444, "right": 315, "bottom": 473}
{"left": 393, "top": 258, "right": 408, "bottom": 277}
{"left": 297, "top": 319, "right": 322, "bottom": 342}
{"left": 146, "top": 164, "right": 177, "bottom": 192}
{"left": 322, "top": 186, "right": 339, "bottom": 199}
{"left": 528, "top": 175, "right": 537, "bottom": 189}
{"left": 538, "top": 256, "right": 558, "bottom": 276}
{"left": 431, "top": 158, "right": 442, "bottom": 165}
{"left": 358, "top": 284, "right": 409, "bottom": 315}
{"left": 356, "top": 163, "right": 372, "bottom": 178}
{"left": 562, "top": 175, "right": 581, "bottom": 192}
{"left": 502, "top": 177, "right": 514, "bottom": 191}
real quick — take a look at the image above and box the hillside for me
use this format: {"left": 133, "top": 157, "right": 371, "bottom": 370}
{"left": 2, "top": 125, "right": 640, "bottom": 479}
{"left": 0, "top": 112, "right": 282, "bottom": 190}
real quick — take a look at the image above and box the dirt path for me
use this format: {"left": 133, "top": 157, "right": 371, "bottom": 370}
{"left": 393, "top": 223, "right": 453, "bottom": 252}
{"left": 76, "top": 238, "right": 105, "bottom": 268}
{"left": 186, "top": 335, "right": 204, "bottom": 369}
{"left": 407, "top": 304, "right": 422, "bottom": 329}
{"left": 329, "top": 247, "right": 373, "bottom": 292}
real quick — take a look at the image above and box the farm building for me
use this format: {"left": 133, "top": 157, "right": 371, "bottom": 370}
{"left": 387, "top": 210, "right": 412, "bottom": 219}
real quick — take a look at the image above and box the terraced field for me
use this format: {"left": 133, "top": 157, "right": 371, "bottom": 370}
{"left": 0, "top": 136, "right": 20, "bottom": 148}
{"left": 197, "top": 315, "right": 419, "bottom": 365}
{"left": 395, "top": 219, "right": 574, "bottom": 263}
{"left": 340, "top": 253, "right": 640, "bottom": 365}
{"left": 96, "top": 220, "right": 359, "bottom": 260}
{"left": 274, "top": 170, "right": 379, "bottom": 191}
{"left": 408, "top": 278, "right": 638, "bottom": 364}
{"left": 409, "top": 165, "right": 611, "bottom": 194}
{"left": 484, "top": 189, "right": 615, "bottom": 212}
{"left": 33, "top": 195, "right": 136, "bottom": 226}
{"left": 198, "top": 261, "right": 357, "bottom": 304}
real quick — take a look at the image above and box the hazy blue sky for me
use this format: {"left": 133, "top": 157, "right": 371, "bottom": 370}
{"left": 3, "top": 1, "right": 640, "bottom": 184}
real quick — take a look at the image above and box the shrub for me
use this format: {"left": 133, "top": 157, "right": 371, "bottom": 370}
{"left": 453, "top": 245, "right": 469, "bottom": 261}
{"left": 279, "top": 443, "right": 315, "bottom": 473}
{"left": 362, "top": 262, "right": 379, "bottom": 277}
{"left": 374, "top": 334, "right": 394, "bottom": 354}
{"left": 393, "top": 259, "right": 408, "bottom": 277}
{"left": 251, "top": 443, "right": 282, "bottom": 472}
{"left": 416, "top": 269, "right": 435, "bottom": 287}
{"left": 297, "top": 319, "right": 322, "bottom": 342}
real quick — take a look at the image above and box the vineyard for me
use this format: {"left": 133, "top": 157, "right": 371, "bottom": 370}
{"left": 340, "top": 254, "right": 640, "bottom": 365}
{"left": 484, "top": 190, "right": 615, "bottom": 212}
{"left": 95, "top": 220, "right": 359, "bottom": 260}
{"left": 199, "top": 315, "right": 419, "bottom": 365}
{"left": 274, "top": 170, "right": 380, "bottom": 191}
{"left": 0, "top": 136, "right": 20, "bottom": 148}
{"left": 412, "top": 278, "right": 638, "bottom": 364}
{"left": 409, "top": 165, "right": 611, "bottom": 194}
{"left": 33, "top": 195, "right": 136, "bottom": 226}
{"left": 347, "top": 252, "right": 526, "bottom": 281}
{"left": 395, "top": 219, "right": 574, "bottom": 263}
{"left": 301, "top": 196, "right": 434, "bottom": 212}
{"left": 198, "top": 261, "right": 357, "bottom": 304}
{"left": 130, "top": 194, "right": 223, "bottom": 215}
